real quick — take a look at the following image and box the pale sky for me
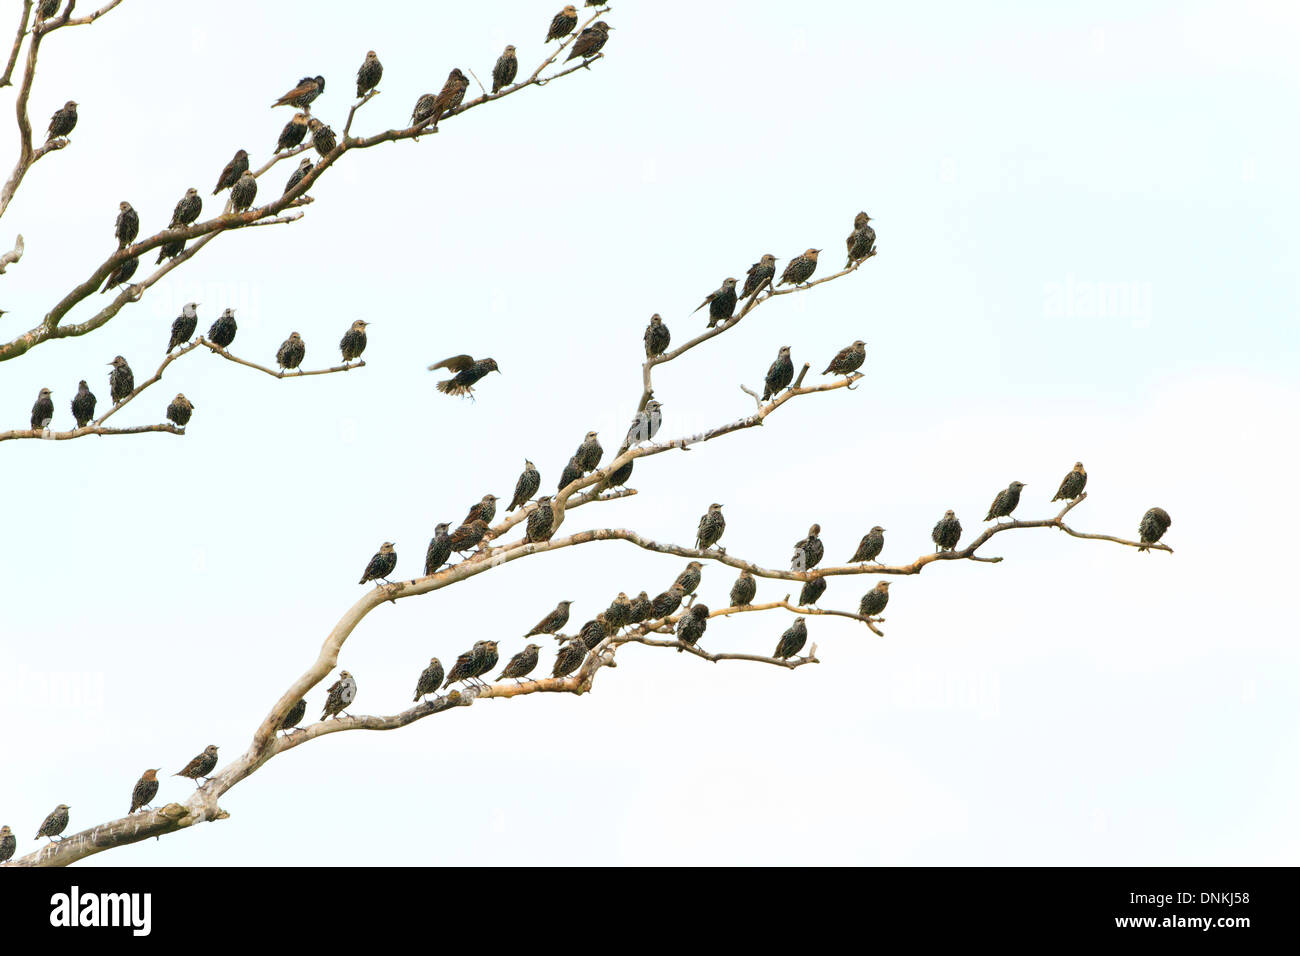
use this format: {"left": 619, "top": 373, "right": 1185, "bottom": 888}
{"left": 1, "top": 0, "right": 1297, "bottom": 865}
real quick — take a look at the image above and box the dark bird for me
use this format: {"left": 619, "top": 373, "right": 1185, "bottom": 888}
{"left": 644, "top": 313, "right": 670, "bottom": 358}
{"left": 558, "top": 456, "right": 584, "bottom": 491}
{"left": 338, "top": 319, "right": 369, "bottom": 363}
{"left": 498, "top": 644, "right": 540, "bottom": 682}
{"left": 108, "top": 355, "right": 134, "bottom": 404}
{"left": 823, "top": 340, "right": 866, "bottom": 377}
{"left": 129, "top": 769, "right": 159, "bottom": 814}
{"left": 984, "top": 481, "right": 1026, "bottom": 522}
{"left": 320, "top": 672, "right": 357, "bottom": 719}
{"left": 552, "top": 638, "right": 587, "bottom": 678}
{"left": 774, "top": 617, "right": 808, "bottom": 660}
{"left": 471, "top": 641, "right": 500, "bottom": 681}
{"left": 114, "top": 201, "right": 138, "bottom": 247}
{"left": 358, "top": 542, "right": 397, "bottom": 584}
{"left": 931, "top": 510, "right": 962, "bottom": 552}
{"left": 275, "top": 112, "right": 310, "bottom": 153}
{"left": 579, "top": 614, "right": 608, "bottom": 651}
{"left": 411, "top": 93, "right": 438, "bottom": 126}
{"left": 546, "top": 5, "right": 578, "bottom": 42}
{"left": 170, "top": 187, "right": 202, "bottom": 227}
{"left": 859, "top": 581, "right": 891, "bottom": 617}
{"left": 674, "top": 560, "right": 703, "bottom": 596}
{"left": 277, "top": 331, "right": 306, "bottom": 371}
{"left": 229, "top": 170, "right": 258, "bottom": 212}
{"left": 566, "top": 20, "right": 613, "bottom": 61}
{"left": 279, "top": 698, "right": 307, "bottom": 733}
{"left": 675, "top": 603, "right": 710, "bottom": 651}
{"left": 605, "top": 592, "right": 633, "bottom": 630}
{"left": 696, "top": 502, "right": 726, "bottom": 551}
{"left": 0, "top": 826, "right": 15, "bottom": 863}
{"left": 284, "top": 157, "right": 314, "bottom": 195}
{"left": 792, "top": 523, "right": 824, "bottom": 571}
{"left": 207, "top": 308, "right": 237, "bottom": 350}
{"left": 272, "top": 75, "right": 325, "bottom": 110}
{"left": 308, "top": 118, "right": 336, "bottom": 156}
{"left": 35, "top": 805, "right": 70, "bottom": 841}
{"left": 1053, "top": 462, "right": 1088, "bottom": 502}
{"left": 492, "top": 45, "right": 518, "bottom": 93}
{"left": 845, "top": 212, "right": 876, "bottom": 268}
{"left": 70, "top": 380, "right": 96, "bottom": 427}
{"left": 100, "top": 255, "right": 138, "bottom": 293}
{"left": 763, "top": 345, "right": 794, "bottom": 400}
{"left": 626, "top": 399, "right": 663, "bottom": 446}
{"left": 46, "top": 100, "right": 77, "bottom": 141}
{"left": 779, "top": 249, "right": 820, "bottom": 286}
{"left": 427, "top": 68, "right": 469, "bottom": 127}
{"left": 28, "top": 386, "right": 55, "bottom": 431}
{"left": 356, "top": 50, "right": 383, "bottom": 97}
{"left": 448, "top": 519, "right": 491, "bottom": 553}
{"left": 574, "top": 430, "right": 603, "bottom": 471}
{"left": 694, "top": 277, "right": 738, "bottom": 328}
{"left": 429, "top": 354, "right": 500, "bottom": 396}
{"left": 508, "top": 460, "right": 540, "bottom": 511}
{"left": 629, "top": 591, "right": 653, "bottom": 624}
{"left": 462, "top": 494, "right": 498, "bottom": 527}
{"left": 525, "top": 599, "right": 573, "bottom": 637}
{"left": 424, "top": 522, "right": 452, "bottom": 574}
{"left": 443, "top": 648, "right": 480, "bottom": 688}
{"left": 741, "top": 254, "right": 777, "bottom": 299}
{"left": 166, "top": 393, "right": 194, "bottom": 428}
{"left": 37, "top": 0, "right": 61, "bottom": 19}
{"left": 413, "top": 657, "right": 445, "bottom": 701}
{"left": 212, "top": 149, "right": 248, "bottom": 195}
{"left": 849, "top": 526, "right": 885, "bottom": 563}
{"left": 1138, "top": 507, "right": 1172, "bottom": 552}
{"left": 799, "top": 575, "right": 826, "bottom": 606}
{"left": 156, "top": 237, "right": 185, "bottom": 264}
{"left": 730, "top": 570, "right": 756, "bottom": 607}
{"left": 607, "top": 456, "right": 634, "bottom": 488}
{"left": 174, "top": 745, "right": 219, "bottom": 784}
{"left": 650, "top": 584, "right": 685, "bottom": 620}
{"left": 525, "top": 496, "right": 555, "bottom": 542}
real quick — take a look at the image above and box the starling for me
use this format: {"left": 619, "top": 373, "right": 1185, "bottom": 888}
{"left": 508, "top": 460, "right": 541, "bottom": 511}
{"left": 272, "top": 75, "right": 325, "bottom": 110}
{"left": 605, "top": 592, "right": 633, "bottom": 629}
{"left": 931, "top": 510, "right": 962, "bottom": 552}
{"left": 763, "top": 345, "right": 794, "bottom": 400}
{"left": 284, "top": 157, "right": 314, "bottom": 195}
{"left": 413, "top": 657, "right": 445, "bottom": 701}
{"left": 462, "top": 494, "right": 498, "bottom": 527}
{"left": 35, "top": 805, "right": 70, "bottom": 841}
{"left": 338, "top": 319, "right": 369, "bottom": 362}
{"left": 166, "top": 393, "right": 195, "bottom": 428}
{"left": 629, "top": 591, "right": 653, "bottom": 624}
{"left": 428, "top": 354, "right": 500, "bottom": 396}
{"left": 644, "top": 313, "right": 671, "bottom": 358}
{"left": 792, "top": 523, "right": 824, "bottom": 571}
{"left": 1052, "top": 462, "right": 1088, "bottom": 502}
{"left": 1138, "top": 507, "right": 1172, "bottom": 552}
{"left": 411, "top": 93, "right": 438, "bottom": 126}
{"left": 799, "top": 575, "right": 827, "bottom": 606}
{"left": 277, "top": 331, "right": 306, "bottom": 371}
{"left": 320, "top": 672, "right": 357, "bottom": 719}
{"left": 156, "top": 237, "right": 185, "bottom": 264}
{"left": 207, "top": 308, "right": 238, "bottom": 350}
{"left": 356, "top": 50, "right": 382, "bottom": 97}
{"left": 574, "top": 430, "right": 603, "bottom": 471}
{"left": 166, "top": 302, "right": 199, "bottom": 349}
{"left": 448, "top": 519, "right": 491, "bottom": 553}
{"left": 557, "top": 456, "right": 584, "bottom": 491}
{"left": 579, "top": 614, "right": 608, "bottom": 651}
{"left": 108, "top": 355, "right": 134, "bottom": 404}
{"left": 472, "top": 641, "right": 500, "bottom": 681}
{"left": 626, "top": 399, "right": 663, "bottom": 446}
{"left": 859, "top": 581, "right": 891, "bottom": 617}
{"left": 674, "top": 560, "right": 703, "bottom": 596}
{"left": 420, "top": 522, "right": 452, "bottom": 575}
{"left": 174, "top": 745, "right": 219, "bottom": 783}
{"left": 779, "top": 249, "right": 820, "bottom": 286}
{"left": 37, "top": 0, "right": 60, "bottom": 19}
{"left": 70, "top": 380, "right": 96, "bottom": 427}
{"left": 170, "top": 187, "right": 202, "bottom": 227}
{"left": 443, "top": 648, "right": 480, "bottom": 688}
{"left": 823, "top": 340, "right": 866, "bottom": 377}
{"left": 129, "top": 769, "right": 159, "bottom": 814}
{"left": 279, "top": 698, "right": 307, "bottom": 733}
{"left": 552, "top": 638, "right": 587, "bottom": 678}
{"left": 46, "top": 100, "right": 77, "bottom": 141}
{"left": 275, "top": 112, "right": 310, "bottom": 153}
{"left": 229, "top": 169, "right": 258, "bottom": 212}
{"left": 498, "top": 644, "right": 540, "bottom": 682}
{"left": 774, "top": 617, "right": 808, "bottom": 660}
{"left": 845, "top": 213, "right": 876, "bottom": 268}
{"left": 30, "top": 387, "right": 53, "bottom": 429}
{"left": 730, "top": 570, "right": 756, "bottom": 607}
{"left": 608, "top": 456, "right": 634, "bottom": 487}
{"left": 212, "top": 149, "right": 249, "bottom": 195}
{"left": 693, "top": 277, "right": 739, "bottom": 328}
{"left": 850, "top": 526, "right": 885, "bottom": 563}
{"left": 427, "top": 69, "right": 469, "bottom": 127}
{"left": 114, "top": 201, "right": 139, "bottom": 247}
{"left": 0, "top": 826, "right": 15, "bottom": 863}
{"left": 546, "top": 5, "right": 578, "bottom": 42}
{"left": 695, "top": 502, "right": 726, "bottom": 551}
{"left": 525, "top": 496, "right": 555, "bottom": 542}
{"left": 100, "top": 254, "right": 139, "bottom": 293}
{"left": 525, "top": 599, "right": 573, "bottom": 637}
{"left": 675, "top": 603, "right": 710, "bottom": 651}
{"left": 984, "top": 481, "right": 1026, "bottom": 522}
{"left": 650, "top": 584, "right": 685, "bottom": 619}
{"left": 565, "top": 21, "right": 613, "bottom": 61}
{"left": 492, "top": 45, "right": 518, "bottom": 93}
{"left": 358, "top": 542, "right": 397, "bottom": 584}
{"left": 309, "top": 118, "right": 337, "bottom": 156}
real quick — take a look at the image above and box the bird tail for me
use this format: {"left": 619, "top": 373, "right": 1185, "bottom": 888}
{"left": 436, "top": 379, "right": 460, "bottom": 395}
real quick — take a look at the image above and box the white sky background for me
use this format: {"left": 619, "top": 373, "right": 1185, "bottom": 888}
{"left": 1, "top": 0, "right": 1297, "bottom": 865}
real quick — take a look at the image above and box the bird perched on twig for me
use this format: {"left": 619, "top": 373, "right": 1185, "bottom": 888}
{"left": 356, "top": 50, "right": 383, "bottom": 97}
{"left": 607, "top": 456, "right": 634, "bottom": 488}
{"left": 308, "top": 118, "right": 336, "bottom": 156}
{"left": 339, "top": 320, "right": 369, "bottom": 363}
{"left": 207, "top": 308, "right": 237, "bottom": 350}
{"left": 108, "top": 355, "right": 134, "bottom": 404}
{"left": 275, "top": 112, "right": 310, "bottom": 153}
{"left": 35, "top": 805, "right": 70, "bottom": 842}
{"left": 492, "top": 45, "right": 518, "bottom": 93}
{"left": 604, "top": 592, "right": 633, "bottom": 630}
{"left": 272, "top": 75, "right": 325, "bottom": 110}
{"left": 859, "top": 581, "right": 891, "bottom": 617}
{"left": 443, "top": 647, "right": 480, "bottom": 689}
{"left": 212, "top": 149, "right": 248, "bottom": 195}
{"left": 694, "top": 277, "right": 738, "bottom": 328}
{"left": 471, "top": 642, "right": 500, "bottom": 683}
{"left": 557, "top": 455, "right": 584, "bottom": 491}
{"left": 279, "top": 698, "right": 307, "bottom": 733}
{"left": 129, "top": 769, "right": 159, "bottom": 814}
{"left": 525, "top": 496, "right": 555, "bottom": 542}
{"left": 984, "top": 481, "right": 1026, "bottom": 522}
{"left": 849, "top": 526, "right": 885, "bottom": 563}
{"left": 284, "top": 157, "right": 314, "bottom": 195}
{"left": 674, "top": 561, "right": 704, "bottom": 596}
{"left": 629, "top": 591, "right": 653, "bottom": 624}
{"left": 36, "top": 0, "right": 61, "bottom": 20}
{"left": 114, "top": 201, "right": 138, "bottom": 247}
{"left": 1052, "top": 462, "right": 1088, "bottom": 502}
{"left": 498, "top": 644, "right": 541, "bottom": 682}
{"left": 822, "top": 340, "right": 866, "bottom": 378}
{"left": 429, "top": 354, "right": 500, "bottom": 397}
{"left": 276, "top": 332, "right": 306, "bottom": 372}
{"left": 696, "top": 503, "right": 726, "bottom": 551}
{"left": 320, "top": 672, "right": 356, "bottom": 719}
{"left": 424, "top": 522, "right": 452, "bottom": 575}
{"left": 579, "top": 614, "right": 608, "bottom": 651}
{"left": 676, "top": 603, "right": 710, "bottom": 652}
{"left": 566, "top": 21, "right": 613, "bottom": 61}
{"left": 546, "top": 5, "right": 578, "bottom": 42}
{"left": 229, "top": 170, "right": 257, "bottom": 212}
{"left": 1137, "top": 508, "right": 1172, "bottom": 552}
{"left": 100, "top": 255, "right": 138, "bottom": 293}
{"left": 170, "top": 187, "right": 202, "bottom": 227}
{"left": 166, "top": 393, "right": 194, "bottom": 428}
{"left": 730, "top": 570, "right": 756, "bottom": 607}
{"left": 574, "top": 431, "right": 603, "bottom": 472}
{"left": 156, "top": 237, "right": 185, "bottom": 264}
{"left": 70, "top": 380, "right": 96, "bottom": 427}
{"left": 931, "top": 510, "right": 962, "bottom": 552}
{"left": 448, "top": 519, "right": 490, "bottom": 553}
{"left": 845, "top": 212, "right": 875, "bottom": 268}
{"left": 30, "top": 387, "right": 53, "bottom": 429}
{"left": 46, "top": 100, "right": 76, "bottom": 141}
{"left": 358, "top": 542, "right": 397, "bottom": 585}
{"left": 413, "top": 658, "right": 445, "bottom": 702}
{"left": 644, "top": 313, "right": 670, "bottom": 358}
{"left": 552, "top": 637, "right": 587, "bottom": 678}
{"left": 525, "top": 599, "right": 573, "bottom": 637}
{"left": 779, "top": 249, "right": 820, "bottom": 286}
{"left": 426, "top": 68, "right": 469, "bottom": 127}
{"left": 508, "top": 460, "right": 540, "bottom": 512}
{"left": 763, "top": 346, "right": 794, "bottom": 400}
{"left": 651, "top": 584, "right": 685, "bottom": 621}
{"left": 174, "top": 745, "right": 219, "bottom": 785}
{"left": 462, "top": 494, "right": 498, "bottom": 526}
{"left": 625, "top": 399, "right": 663, "bottom": 446}
{"left": 0, "top": 826, "right": 15, "bottom": 863}
{"left": 410, "top": 93, "right": 439, "bottom": 127}
{"left": 774, "top": 618, "right": 808, "bottom": 660}
{"left": 799, "top": 575, "right": 826, "bottom": 606}
{"left": 741, "top": 254, "right": 777, "bottom": 299}
{"left": 792, "top": 523, "right": 824, "bottom": 571}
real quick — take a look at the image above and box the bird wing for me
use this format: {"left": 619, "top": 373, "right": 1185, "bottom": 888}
{"left": 428, "top": 354, "right": 474, "bottom": 372}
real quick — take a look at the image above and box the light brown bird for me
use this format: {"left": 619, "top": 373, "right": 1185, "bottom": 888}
{"left": 546, "top": 5, "right": 579, "bottom": 42}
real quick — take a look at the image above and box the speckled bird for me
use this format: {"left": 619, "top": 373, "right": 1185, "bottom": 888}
{"left": 168, "top": 188, "right": 202, "bottom": 228}
{"left": 694, "top": 277, "right": 738, "bottom": 328}
{"left": 471, "top": 641, "right": 500, "bottom": 682}
{"left": 763, "top": 345, "right": 794, "bottom": 400}
{"left": 167, "top": 302, "right": 199, "bottom": 352}
{"left": 525, "top": 496, "right": 555, "bottom": 542}
{"left": 607, "top": 456, "right": 634, "bottom": 488}
{"left": 320, "top": 672, "right": 356, "bottom": 719}
{"left": 799, "top": 575, "right": 826, "bottom": 606}
{"left": 129, "top": 769, "right": 159, "bottom": 814}
{"left": 428, "top": 354, "right": 500, "bottom": 396}
{"left": 229, "top": 170, "right": 258, "bottom": 212}
{"left": 272, "top": 75, "right": 325, "bottom": 110}
{"left": 498, "top": 644, "right": 540, "bottom": 682}
{"left": 207, "top": 308, "right": 237, "bottom": 350}
{"left": 546, "top": 5, "right": 578, "bottom": 42}
{"left": 984, "top": 481, "right": 1026, "bottom": 522}
{"left": 1137, "top": 507, "right": 1172, "bottom": 552}
{"left": 508, "top": 460, "right": 540, "bottom": 511}
{"left": 492, "top": 45, "right": 518, "bottom": 93}
{"left": 605, "top": 592, "right": 633, "bottom": 630}
{"left": 108, "top": 355, "right": 134, "bottom": 404}
{"left": 579, "top": 614, "right": 608, "bottom": 651}
{"left": 411, "top": 93, "right": 438, "bottom": 126}
{"left": 279, "top": 698, "right": 307, "bottom": 733}
{"left": 741, "top": 254, "right": 777, "bottom": 299}
{"left": 174, "top": 745, "right": 219, "bottom": 783}
{"left": 1052, "top": 462, "right": 1088, "bottom": 502}
{"left": 37, "top": 0, "right": 61, "bottom": 19}
{"left": 574, "top": 430, "right": 603, "bottom": 472}
{"left": 413, "top": 657, "right": 445, "bottom": 701}
{"left": 308, "top": 118, "right": 336, "bottom": 156}
{"left": 47, "top": 100, "right": 77, "bottom": 141}
{"left": 114, "top": 201, "right": 138, "bottom": 247}
{"left": 35, "top": 805, "right": 70, "bottom": 841}
{"left": 566, "top": 21, "right": 613, "bottom": 61}
{"left": 448, "top": 519, "right": 490, "bottom": 553}
{"left": 774, "top": 617, "right": 808, "bottom": 660}
{"left": 70, "top": 380, "right": 96, "bottom": 427}
{"left": 674, "top": 561, "right": 703, "bottom": 596}
{"left": 845, "top": 212, "right": 876, "bottom": 268}
{"left": 625, "top": 399, "right": 663, "bottom": 446}
{"left": 275, "top": 112, "right": 310, "bottom": 153}
{"left": 859, "top": 581, "right": 891, "bottom": 617}
{"left": 629, "top": 591, "right": 653, "bottom": 624}
{"left": 779, "top": 249, "right": 820, "bottom": 286}
{"left": 276, "top": 332, "right": 306, "bottom": 371}
{"left": 644, "top": 313, "right": 671, "bottom": 358}
{"left": 849, "top": 526, "right": 885, "bottom": 563}
{"left": 696, "top": 503, "right": 726, "bottom": 551}
{"left": 166, "top": 393, "right": 194, "bottom": 427}
{"left": 823, "top": 340, "right": 866, "bottom": 378}
{"left": 100, "top": 255, "right": 138, "bottom": 293}
{"left": 526, "top": 599, "right": 573, "bottom": 637}
{"left": 651, "top": 584, "right": 685, "bottom": 619}
{"left": 284, "top": 157, "right": 314, "bottom": 195}
{"left": 931, "top": 510, "right": 962, "bottom": 552}
{"left": 358, "top": 542, "right": 397, "bottom": 584}
{"left": 339, "top": 320, "right": 369, "bottom": 362}
{"left": 212, "top": 149, "right": 248, "bottom": 195}
{"left": 30, "top": 387, "right": 53, "bottom": 429}
{"left": 792, "top": 523, "right": 824, "bottom": 571}
{"left": 424, "top": 522, "right": 452, "bottom": 574}
{"left": 730, "top": 570, "right": 756, "bottom": 607}
{"left": 356, "top": 50, "right": 382, "bottom": 97}
{"left": 553, "top": 637, "right": 587, "bottom": 678}
{"left": 675, "top": 603, "right": 710, "bottom": 651}
{"left": 428, "top": 68, "right": 469, "bottom": 126}
{"left": 156, "top": 238, "right": 185, "bottom": 263}
{"left": 443, "top": 648, "right": 480, "bottom": 688}
{"left": 462, "top": 494, "right": 498, "bottom": 527}
{"left": 0, "top": 826, "right": 15, "bottom": 862}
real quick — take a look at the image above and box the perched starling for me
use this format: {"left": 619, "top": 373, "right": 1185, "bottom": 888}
{"left": 320, "top": 672, "right": 357, "bottom": 719}
{"left": 651, "top": 584, "right": 686, "bottom": 619}
{"left": 462, "top": 494, "right": 498, "bottom": 527}
{"left": 272, "top": 75, "right": 325, "bottom": 110}
{"left": 37, "top": 0, "right": 61, "bottom": 19}
{"left": 424, "top": 522, "right": 453, "bottom": 574}
{"left": 605, "top": 592, "right": 633, "bottom": 629}
{"left": 308, "top": 118, "right": 337, "bottom": 156}
{"left": 931, "top": 510, "right": 962, "bottom": 552}
{"left": 170, "top": 187, "right": 202, "bottom": 227}
{"left": 675, "top": 603, "right": 710, "bottom": 651}
{"left": 546, "top": 5, "right": 578, "bottom": 42}
{"left": 0, "top": 826, "right": 15, "bottom": 863}
{"left": 574, "top": 430, "right": 603, "bottom": 471}
{"left": 358, "top": 542, "right": 397, "bottom": 584}
{"left": 629, "top": 591, "right": 653, "bottom": 624}
{"left": 114, "top": 201, "right": 139, "bottom": 247}
{"left": 284, "top": 157, "right": 314, "bottom": 195}
{"left": 644, "top": 313, "right": 671, "bottom": 358}
{"left": 552, "top": 637, "right": 587, "bottom": 678}
{"left": 443, "top": 649, "right": 480, "bottom": 688}
{"left": 100, "top": 254, "right": 139, "bottom": 293}
{"left": 429, "top": 354, "right": 500, "bottom": 396}
{"left": 174, "top": 745, "right": 219, "bottom": 783}
{"left": 774, "top": 617, "right": 808, "bottom": 660}
{"left": 207, "top": 308, "right": 238, "bottom": 350}
{"left": 30, "top": 387, "right": 53, "bottom": 429}
{"left": 413, "top": 657, "right": 445, "bottom": 701}
{"left": 427, "top": 69, "right": 469, "bottom": 127}
{"left": 675, "top": 560, "right": 704, "bottom": 596}
{"left": 229, "top": 169, "right": 258, "bottom": 212}
{"left": 608, "top": 456, "right": 634, "bottom": 487}
{"left": 694, "top": 277, "right": 739, "bottom": 328}
{"left": 696, "top": 503, "right": 726, "bottom": 551}
{"left": 850, "top": 526, "right": 885, "bottom": 563}
{"left": 35, "top": 805, "right": 70, "bottom": 841}
{"left": 792, "top": 523, "right": 824, "bottom": 571}
{"left": 1053, "top": 462, "right": 1088, "bottom": 502}
{"left": 525, "top": 599, "right": 573, "bottom": 637}
{"left": 859, "top": 581, "right": 891, "bottom": 617}
{"left": 448, "top": 519, "right": 491, "bottom": 553}
{"left": 984, "top": 481, "right": 1026, "bottom": 522}
{"left": 168, "top": 302, "right": 199, "bottom": 351}
{"left": 279, "top": 698, "right": 307, "bottom": 733}
{"left": 763, "top": 346, "right": 794, "bottom": 400}
{"left": 129, "top": 769, "right": 159, "bottom": 814}
{"left": 212, "top": 149, "right": 249, "bottom": 195}
{"left": 1138, "top": 507, "right": 1172, "bottom": 552}
{"left": 108, "top": 355, "right": 134, "bottom": 404}
{"left": 730, "top": 570, "right": 756, "bottom": 607}
{"left": 626, "top": 399, "right": 663, "bottom": 446}
{"left": 498, "top": 644, "right": 540, "bottom": 682}
{"left": 799, "top": 575, "right": 827, "bottom": 606}
{"left": 845, "top": 213, "right": 876, "bottom": 268}
{"left": 508, "top": 460, "right": 541, "bottom": 511}
{"left": 275, "top": 112, "right": 310, "bottom": 153}
{"left": 822, "top": 340, "right": 866, "bottom": 377}
{"left": 166, "top": 393, "right": 195, "bottom": 428}
{"left": 472, "top": 641, "right": 500, "bottom": 681}
{"left": 566, "top": 21, "right": 613, "bottom": 61}
{"left": 70, "top": 380, "right": 96, "bottom": 427}
{"left": 156, "top": 237, "right": 185, "bottom": 264}
{"left": 579, "top": 614, "right": 608, "bottom": 651}
{"left": 492, "top": 45, "right": 518, "bottom": 93}
{"left": 356, "top": 50, "right": 383, "bottom": 97}
{"left": 411, "top": 93, "right": 438, "bottom": 126}
{"left": 46, "top": 100, "right": 77, "bottom": 141}
{"left": 557, "top": 456, "right": 584, "bottom": 491}
{"left": 276, "top": 331, "right": 306, "bottom": 371}
{"left": 779, "top": 249, "right": 820, "bottom": 286}
{"left": 525, "top": 496, "right": 555, "bottom": 542}
{"left": 338, "top": 319, "right": 369, "bottom": 363}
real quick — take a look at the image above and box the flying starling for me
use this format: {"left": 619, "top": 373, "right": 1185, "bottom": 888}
{"left": 931, "top": 510, "right": 962, "bottom": 552}
{"left": 823, "top": 340, "right": 866, "bottom": 377}
{"left": 29, "top": 387, "right": 53, "bottom": 429}
{"left": 114, "top": 201, "right": 138, "bottom": 247}
{"left": 845, "top": 212, "right": 876, "bottom": 268}
{"left": 462, "top": 494, "right": 498, "bottom": 526}
{"left": 741, "top": 254, "right": 777, "bottom": 299}
{"left": 730, "top": 570, "right": 756, "bottom": 607}
{"left": 356, "top": 50, "right": 383, "bottom": 97}
{"left": 174, "top": 745, "right": 219, "bottom": 783}
{"left": 644, "top": 313, "right": 671, "bottom": 358}
{"left": 100, "top": 255, "right": 139, "bottom": 293}
{"left": 277, "top": 332, "right": 306, "bottom": 371}
{"left": 166, "top": 393, "right": 195, "bottom": 428}
{"left": 129, "top": 769, "right": 159, "bottom": 814}
{"left": 46, "top": 100, "right": 77, "bottom": 141}
{"left": 526, "top": 599, "right": 573, "bottom": 637}
{"left": 605, "top": 592, "right": 633, "bottom": 630}
{"left": 492, "top": 45, "right": 518, "bottom": 93}
{"left": 651, "top": 584, "right": 685, "bottom": 620}
{"left": 320, "top": 672, "right": 357, "bottom": 719}
{"left": 799, "top": 575, "right": 827, "bottom": 606}
{"left": 70, "top": 380, "right": 96, "bottom": 427}
{"left": 35, "top": 805, "right": 70, "bottom": 841}
{"left": 272, "top": 75, "right": 325, "bottom": 110}
{"left": 763, "top": 346, "right": 794, "bottom": 400}
{"left": 608, "top": 456, "right": 634, "bottom": 488}
{"left": 849, "top": 526, "right": 885, "bottom": 563}
{"left": 779, "top": 249, "right": 820, "bottom": 286}
{"left": 358, "top": 542, "right": 397, "bottom": 584}
{"left": 275, "top": 112, "right": 310, "bottom": 153}
{"left": 674, "top": 560, "right": 704, "bottom": 596}
{"left": 427, "top": 69, "right": 469, "bottom": 126}
{"left": 626, "top": 399, "right": 663, "bottom": 446}
{"left": 413, "top": 657, "right": 445, "bottom": 701}
{"left": 448, "top": 519, "right": 491, "bottom": 553}
{"left": 774, "top": 617, "right": 808, "bottom": 660}
{"left": 676, "top": 603, "right": 710, "bottom": 651}
{"left": 309, "top": 118, "right": 337, "bottom": 156}
{"left": 108, "top": 355, "right": 134, "bottom": 404}
{"left": 984, "top": 481, "right": 1026, "bottom": 522}
{"left": 443, "top": 648, "right": 480, "bottom": 688}
{"left": 284, "top": 157, "right": 314, "bottom": 195}
{"left": 508, "top": 460, "right": 541, "bottom": 511}
{"left": 337, "top": 319, "right": 369, "bottom": 362}
{"left": 428, "top": 354, "right": 500, "bottom": 396}
{"left": 279, "top": 698, "right": 307, "bottom": 733}
{"left": 566, "top": 21, "right": 613, "bottom": 61}
{"left": 525, "top": 496, "right": 555, "bottom": 542}
{"left": 629, "top": 591, "right": 653, "bottom": 624}
{"left": 424, "top": 522, "right": 452, "bottom": 574}
{"left": 170, "top": 187, "right": 202, "bottom": 227}
{"left": 696, "top": 503, "right": 726, "bottom": 551}
{"left": 859, "top": 581, "right": 891, "bottom": 617}
{"left": 1138, "top": 507, "right": 1172, "bottom": 552}
{"left": 792, "top": 523, "right": 824, "bottom": 571}
{"left": 229, "top": 170, "right": 258, "bottom": 212}
{"left": 207, "top": 308, "right": 238, "bottom": 350}
{"left": 694, "top": 277, "right": 739, "bottom": 328}
{"left": 1052, "top": 462, "right": 1088, "bottom": 502}
{"left": 498, "top": 644, "right": 540, "bottom": 682}
{"left": 0, "top": 826, "right": 15, "bottom": 863}
{"left": 552, "top": 638, "right": 587, "bottom": 678}
{"left": 579, "top": 614, "right": 608, "bottom": 651}
{"left": 213, "top": 149, "right": 249, "bottom": 195}
{"left": 546, "top": 5, "right": 578, "bottom": 42}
